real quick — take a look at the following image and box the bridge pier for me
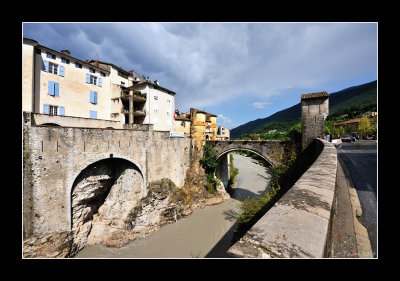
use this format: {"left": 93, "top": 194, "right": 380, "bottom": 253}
{"left": 215, "top": 153, "right": 230, "bottom": 190}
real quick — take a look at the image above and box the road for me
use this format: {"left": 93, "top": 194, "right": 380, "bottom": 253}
{"left": 336, "top": 140, "right": 377, "bottom": 257}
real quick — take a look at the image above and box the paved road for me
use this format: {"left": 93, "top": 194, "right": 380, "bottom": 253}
{"left": 336, "top": 140, "right": 377, "bottom": 257}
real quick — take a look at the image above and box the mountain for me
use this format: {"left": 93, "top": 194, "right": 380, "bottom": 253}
{"left": 230, "top": 80, "right": 377, "bottom": 139}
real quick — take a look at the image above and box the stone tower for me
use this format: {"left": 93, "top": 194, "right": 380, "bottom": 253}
{"left": 301, "top": 91, "right": 329, "bottom": 151}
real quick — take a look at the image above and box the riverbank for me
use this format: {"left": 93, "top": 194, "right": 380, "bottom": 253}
{"left": 75, "top": 154, "right": 272, "bottom": 258}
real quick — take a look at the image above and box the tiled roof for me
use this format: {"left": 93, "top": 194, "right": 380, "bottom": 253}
{"left": 333, "top": 117, "right": 374, "bottom": 126}
{"left": 301, "top": 91, "right": 329, "bottom": 100}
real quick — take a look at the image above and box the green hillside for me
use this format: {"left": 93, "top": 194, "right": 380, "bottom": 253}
{"left": 230, "top": 80, "right": 377, "bottom": 139}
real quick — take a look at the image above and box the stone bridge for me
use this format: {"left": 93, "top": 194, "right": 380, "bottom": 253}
{"left": 206, "top": 140, "right": 291, "bottom": 166}
{"left": 23, "top": 112, "right": 193, "bottom": 245}
{"left": 206, "top": 140, "right": 292, "bottom": 190}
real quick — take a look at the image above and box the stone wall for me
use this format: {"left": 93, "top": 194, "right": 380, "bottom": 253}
{"left": 23, "top": 117, "right": 192, "bottom": 240}
{"left": 301, "top": 92, "right": 329, "bottom": 151}
{"left": 227, "top": 139, "right": 337, "bottom": 258}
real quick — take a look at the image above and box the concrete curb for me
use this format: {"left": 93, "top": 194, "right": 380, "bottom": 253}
{"left": 337, "top": 157, "right": 373, "bottom": 258}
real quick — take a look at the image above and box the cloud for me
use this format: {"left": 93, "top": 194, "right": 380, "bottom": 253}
{"left": 252, "top": 102, "right": 271, "bottom": 109}
{"left": 23, "top": 22, "right": 377, "bottom": 114}
{"left": 217, "top": 114, "right": 233, "bottom": 124}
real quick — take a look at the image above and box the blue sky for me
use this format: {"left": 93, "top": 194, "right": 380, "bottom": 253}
{"left": 23, "top": 22, "right": 377, "bottom": 129}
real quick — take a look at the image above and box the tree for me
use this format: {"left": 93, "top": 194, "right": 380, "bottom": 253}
{"left": 358, "top": 117, "right": 373, "bottom": 139}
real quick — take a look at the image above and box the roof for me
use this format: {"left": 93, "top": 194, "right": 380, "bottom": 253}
{"left": 301, "top": 91, "right": 329, "bottom": 100}
{"left": 333, "top": 117, "right": 374, "bottom": 126}
{"left": 129, "top": 81, "right": 176, "bottom": 96}
{"left": 175, "top": 116, "right": 191, "bottom": 121}
{"left": 190, "top": 108, "right": 217, "bottom": 117}
{"left": 87, "top": 60, "right": 131, "bottom": 76}
{"left": 23, "top": 38, "right": 110, "bottom": 73}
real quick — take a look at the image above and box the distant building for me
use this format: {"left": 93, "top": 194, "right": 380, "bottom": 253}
{"left": 217, "top": 126, "right": 230, "bottom": 140}
{"left": 173, "top": 108, "right": 218, "bottom": 140}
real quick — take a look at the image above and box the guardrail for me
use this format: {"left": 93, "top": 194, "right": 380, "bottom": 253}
{"left": 227, "top": 139, "right": 337, "bottom": 258}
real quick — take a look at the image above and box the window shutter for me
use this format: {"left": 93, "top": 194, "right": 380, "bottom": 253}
{"left": 90, "top": 91, "right": 94, "bottom": 103}
{"left": 48, "top": 81, "right": 54, "bottom": 96}
{"left": 43, "top": 104, "right": 49, "bottom": 114}
{"left": 98, "top": 77, "right": 102, "bottom": 87}
{"left": 43, "top": 60, "right": 49, "bottom": 72}
{"left": 59, "top": 106, "right": 65, "bottom": 116}
{"left": 54, "top": 82, "right": 59, "bottom": 96}
{"left": 90, "top": 110, "right": 97, "bottom": 119}
{"left": 94, "top": 91, "right": 98, "bottom": 104}
{"left": 59, "top": 65, "right": 64, "bottom": 77}
{"left": 86, "top": 73, "right": 90, "bottom": 84}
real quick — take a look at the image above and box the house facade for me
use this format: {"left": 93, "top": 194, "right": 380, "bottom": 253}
{"left": 23, "top": 38, "right": 176, "bottom": 132}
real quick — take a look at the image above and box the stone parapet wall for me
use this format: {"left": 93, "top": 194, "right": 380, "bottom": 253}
{"left": 227, "top": 139, "right": 337, "bottom": 258}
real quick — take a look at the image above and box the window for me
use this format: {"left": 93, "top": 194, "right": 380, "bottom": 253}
{"left": 121, "top": 81, "right": 125, "bottom": 86}
{"left": 49, "top": 62, "right": 58, "bottom": 75}
{"left": 167, "top": 98, "right": 171, "bottom": 103}
{"left": 90, "top": 91, "right": 98, "bottom": 104}
{"left": 154, "top": 95, "right": 158, "bottom": 100}
{"left": 46, "top": 51, "right": 56, "bottom": 59}
{"left": 49, "top": 105, "right": 58, "bottom": 116}
{"left": 100, "top": 72, "right": 105, "bottom": 77}
{"left": 89, "top": 67, "right": 95, "bottom": 73}
{"left": 90, "top": 75, "right": 97, "bottom": 85}
{"left": 48, "top": 81, "right": 60, "bottom": 96}
{"left": 61, "top": 57, "right": 70, "bottom": 64}
{"left": 75, "top": 62, "right": 82, "bottom": 68}
{"left": 90, "top": 110, "right": 97, "bottom": 119}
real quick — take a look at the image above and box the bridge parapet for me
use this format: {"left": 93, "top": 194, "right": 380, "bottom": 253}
{"left": 227, "top": 139, "right": 337, "bottom": 258}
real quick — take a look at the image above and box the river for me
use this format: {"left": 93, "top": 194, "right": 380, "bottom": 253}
{"left": 75, "top": 153, "right": 273, "bottom": 258}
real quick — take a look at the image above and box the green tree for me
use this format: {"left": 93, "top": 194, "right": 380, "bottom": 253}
{"left": 358, "top": 117, "right": 373, "bottom": 138}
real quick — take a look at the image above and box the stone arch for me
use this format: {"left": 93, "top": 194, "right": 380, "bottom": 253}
{"left": 217, "top": 148, "right": 274, "bottom": 167}
{"left": 69, "top": 157, "right": 144, "bottom": 254}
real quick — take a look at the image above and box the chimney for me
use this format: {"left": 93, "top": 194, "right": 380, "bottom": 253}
{"left": 61, "top": 50, "right": 70, "bottom": 56}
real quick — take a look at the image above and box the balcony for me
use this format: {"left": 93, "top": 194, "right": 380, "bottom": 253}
{"left": 133, "top": 109, "right": 146, "bottom": 116}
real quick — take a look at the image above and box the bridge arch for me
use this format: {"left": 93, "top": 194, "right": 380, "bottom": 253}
{"left": 68, "top": 156, "right": 145, "bottom": 253}
{"left": 67, "top": 155, "right": 145, "bottom": 231}
{"left": 217, "top": 148, "right": 274, "bottom": 167}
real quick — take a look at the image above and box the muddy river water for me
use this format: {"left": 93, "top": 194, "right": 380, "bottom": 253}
{"left": 75, "top": 154, "right": 272, "bottom": 258}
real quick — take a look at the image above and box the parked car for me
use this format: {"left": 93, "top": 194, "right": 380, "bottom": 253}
{"left": 340, "top": 135, "right": 355, "bottom": 143}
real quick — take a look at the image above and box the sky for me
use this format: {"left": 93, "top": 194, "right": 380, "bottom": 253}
{"left": 23, "top": 22, "right": 377, "bottom": 130}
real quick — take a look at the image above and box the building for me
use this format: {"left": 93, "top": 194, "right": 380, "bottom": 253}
{"left": 216, "top": 126, "right": 230, "bottom": 140}
{"left": 22, "top": 38, "right": 176, "bottom": 132}
{"left": 173, "top": 108, "right": 218, "bottom": 140}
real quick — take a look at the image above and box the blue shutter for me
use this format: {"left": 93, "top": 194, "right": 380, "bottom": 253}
{"left": 43, "top": 60, "right": 49, "bottom": 72}
{"left": 46, "top": 52, "right": 51, "bottom": 58}
{"left": 48, "top": 81, "right": 54, "bottom": 96}
{"left": 43, "top": 104, "right": 49, "bottom": 114}
{"left": 94, "top": 91, "right": 98, "bottom": 104}
{"left": 90, "top": 90, "right": 94, "bottom": 103}
{"left": 59, "top": 106, "right": 65, "bottom": 116}
{"left": 86, "top": 73, "right": 90, "bottom": 84}
{"left": 98, "top": 77, "right": 102, "bottom": 87}
{"left": 54, "top": 82, "right": 59, "bottom": 96}
{"left": 90, "top": 110, "right": 97, "bottom": 119}
{"left": 59, "top": 65, "right": 64, "bottom": 77}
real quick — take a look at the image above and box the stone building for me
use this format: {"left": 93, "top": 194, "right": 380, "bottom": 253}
{"left": 216, "top": 126, "right": 230, "bottom": 140}
{"left": 22, "top": 38, "right": 176, "bottom": 132}
{"left": 301, "top": 91, "right": 329, "bottom": 151}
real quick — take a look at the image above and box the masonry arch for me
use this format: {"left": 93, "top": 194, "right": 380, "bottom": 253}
{"left": 217, "top": 148, "right": 274, "bottom": 167}
{"left": 69, "top": 157, "right": 144, "bottom": 254}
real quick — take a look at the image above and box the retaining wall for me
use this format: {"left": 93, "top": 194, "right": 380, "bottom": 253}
{"left": 227, "top": 139, "right": 337, "bottom": 258}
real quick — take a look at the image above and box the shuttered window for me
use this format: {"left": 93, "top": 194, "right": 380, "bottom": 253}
{"left": 90, "top": 110, "right": 97, "bottom": 119}
{"left": 48, "top": 81, "right": 60, "bottom": 96}
{"left": 90, "top": 91, "right": 98, "bottom": 104}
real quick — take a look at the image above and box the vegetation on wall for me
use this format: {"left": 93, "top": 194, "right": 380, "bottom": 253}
{"left": 200, "top": 144, "right": 219, "bottom": 194}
